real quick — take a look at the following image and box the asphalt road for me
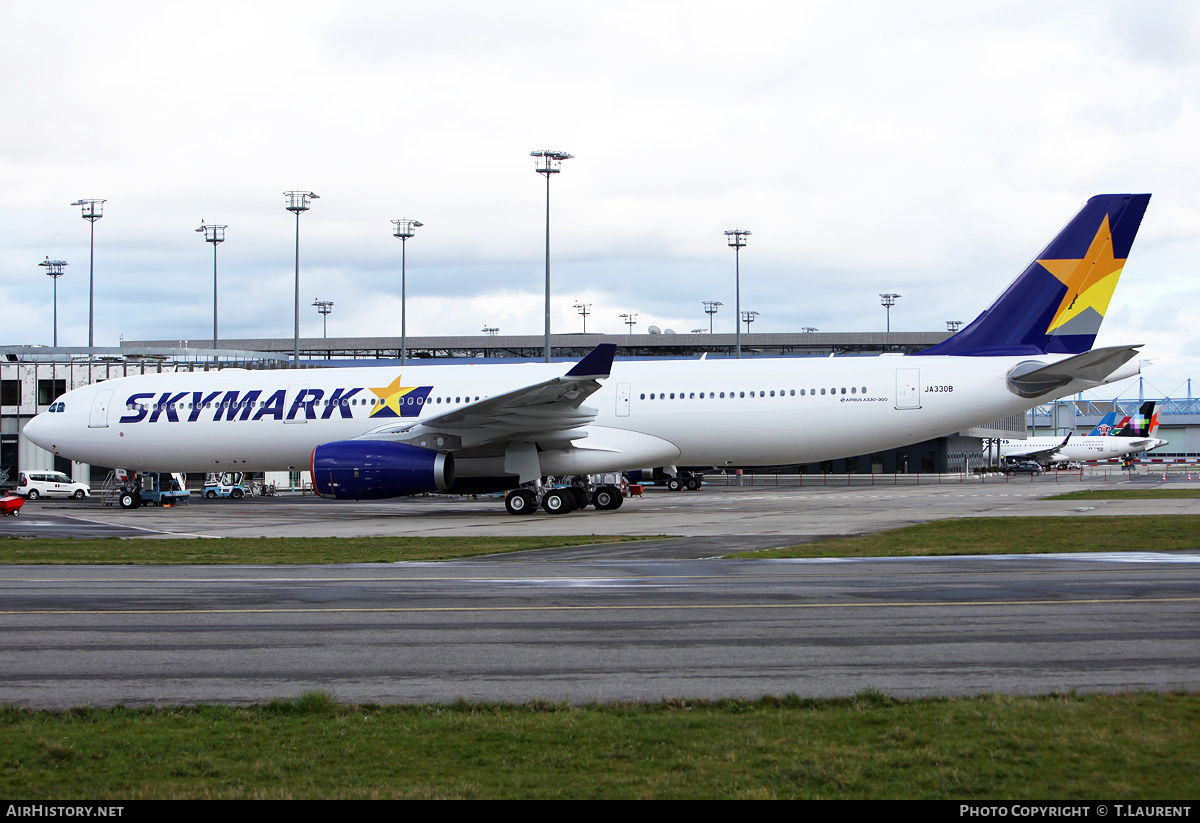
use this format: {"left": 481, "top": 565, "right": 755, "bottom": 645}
{"left": 1, "top": 474, "right": 1197, "bottom": 706}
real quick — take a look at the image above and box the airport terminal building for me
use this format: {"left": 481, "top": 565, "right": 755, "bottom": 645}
{"left": 3, "top": 332, "right": 1192, "bottom": 490}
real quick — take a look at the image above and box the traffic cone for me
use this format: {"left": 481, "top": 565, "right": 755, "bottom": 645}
{"left": 1162, "top": 471, "right": 1168, "bottom": 481}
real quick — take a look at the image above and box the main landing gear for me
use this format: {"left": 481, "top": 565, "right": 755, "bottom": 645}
{"left": 504, "top": 477, "right": 625, "bottom": 516}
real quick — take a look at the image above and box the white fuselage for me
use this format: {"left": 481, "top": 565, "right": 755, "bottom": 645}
{"left": 23, "top": 353, "right": 1123, "bottom": 476}
{"left": 998, "top": 435, "right": 1167, "bottom": 464}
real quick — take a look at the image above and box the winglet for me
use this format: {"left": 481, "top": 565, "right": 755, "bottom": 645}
{"left": 565, "top": 344, "right": 616, "bottom": 379}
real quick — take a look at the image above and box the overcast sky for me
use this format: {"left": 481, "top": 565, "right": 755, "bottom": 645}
{"left": 2, "top": 1, "right": 1198, "bottom": 399}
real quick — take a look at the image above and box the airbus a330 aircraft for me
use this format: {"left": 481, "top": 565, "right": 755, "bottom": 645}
{"left": 998, "top": 401, "right": 1166, "bottom": 465}
{"left": 24, "top": 193, "right": 1152, "bottom": 514}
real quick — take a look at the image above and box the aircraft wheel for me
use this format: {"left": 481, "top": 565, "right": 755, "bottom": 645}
{"left": 231, "top": 488, "right": 244, "bottom": 499}
{"left": 685, "top": 478, "right": 701, "bottom": 490}
{"left": 73, "top": 489, "right": 85, "bottom": 500}
{"left": 666, "top": 478, "right": 682, "bottom": 491}
{"left": 594, "top": 486, "right": 622, "bottom": 511}
{"left": 505, "top": 490, "right": 536, "bottom": 515}
{"left": 543, "top": 489, "right": 574, "bottom": 514}
{"left": 26, "top": 490, "right": 39, "bottom": 501}
{"left": 119, "top": 492, "right": 138, "bottom": 510}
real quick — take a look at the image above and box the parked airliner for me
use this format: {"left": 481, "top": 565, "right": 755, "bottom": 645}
{"left": 999, "top": 401, "right": 1166, "bottom": 465}
{"left": 24, "top": 193, "right": 1152, "bottom": 514}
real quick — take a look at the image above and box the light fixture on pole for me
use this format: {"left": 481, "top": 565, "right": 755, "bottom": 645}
{"left": 313, "top": 299, "right": 334, "bottom": 338}
{"left": 724, "top": 229, "right": 751, "bottom": 358}
{"left": 391, "top": 218, "right": 423, "bottom": 366}
{"left": 482, "top": 326, "right": 499, "bottom": 336}
{"left": 879, "top": 293, "right": 901, "bottom": 333}
{"left": 284, "top": 191, "right": 320, "bottom": 366}
{"left": 620, "top": 313, "right": 638, "bottom": 333}
{"left": 946, "top": 319, "right": 963, "bottom": 333}
{"left": 802, "top": 326, "right": 818, "bottom": 333}
{"left": 39, "top": 257, "right": 68, "bottom": 347}
{"left": 195, "top": 221, "right": 227, "bottom": 349}
{"left": 741, "top": 310, "right": 759, "bottom": 334}
{"left": 69, "top": 199, "right": 105, "bottom": 348}
{"left": 531, "top": 149, "right": 573, "bottom": 362}
{"left": 703, "top": 300, "right": 722, "bottom": 334}
{"left": 573, "top": 301, "right": 592, "bottom": 334}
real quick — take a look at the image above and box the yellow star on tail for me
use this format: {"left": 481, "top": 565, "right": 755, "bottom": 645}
{"left": 1038, "top": 215, "right": 1125, "bottom": 332}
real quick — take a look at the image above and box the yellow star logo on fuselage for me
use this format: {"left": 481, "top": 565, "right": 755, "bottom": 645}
{"left": 369, "top": 374, "right": 418, "bottom": 417}
{"left": 1038, "top": 215, "right": 1126, "bottom": 333}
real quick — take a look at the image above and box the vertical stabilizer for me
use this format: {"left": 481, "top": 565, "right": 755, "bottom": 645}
{"left": 916, "top": 194, "right": 1150, "bottom": 357}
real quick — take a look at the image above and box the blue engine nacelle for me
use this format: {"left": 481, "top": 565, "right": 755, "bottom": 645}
{"left": 310, "top": 440, "right": 455, "bottom": 500}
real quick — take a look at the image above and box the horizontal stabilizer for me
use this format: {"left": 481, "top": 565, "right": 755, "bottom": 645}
{"left": 1007, "top": 345, "right": 1141, "bottom": 398}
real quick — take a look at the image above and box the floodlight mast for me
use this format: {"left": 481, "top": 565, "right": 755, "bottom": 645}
{"left": 532, "top": 149, "right": 573, "bottom": 362}
{"left": 573, "top": 301, "right": 591, "bottom": 334}
{"left": 880, "top": 292, "right": 901, "bottom": 347}
{"left": 39, "top": 258, "right": 68, "bottom": 347}
{"left": 284, "top": 191, "right": 319, "bottom": 366}
{"left": 195, "top": 221, "right": 227, "bottom": 349}
{"left": 69, "top": 199, "right": 104, "bottom": 348}
{"left": 725, "top": 229, "right": 751, "bottom": 358}
{"left": 703, "top": 301, "right": 722, "bottom": 334}
{"left": 391, "top": 219, "right": 424, "bottom": 366}
{"left": 741, "top": 310, "right": 759, "bottom": 334}
{"left": 313, "top": 299, "right": 334, "bottom": 338}
{"left": 947, "top": 319, "right": 963, "bottom": 333}
{"left": 620, "top": 312, "right": 637, "bottom": 332}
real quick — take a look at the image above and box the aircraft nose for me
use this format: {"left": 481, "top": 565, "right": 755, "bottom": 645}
{"left": 22, "top": 412, "right": 54, "bottom": 450}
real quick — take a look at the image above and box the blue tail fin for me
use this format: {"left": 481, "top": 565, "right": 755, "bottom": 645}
{"left": 1087, "top": 411, "right": 1120, "bottom": 436}
{"left": 916, "top": 194, "right": 1150, "bottom": 357}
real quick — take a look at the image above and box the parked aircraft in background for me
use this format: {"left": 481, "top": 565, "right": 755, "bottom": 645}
{"left": 24, "top": 193, "right": 1152, "bottom": 514}
{"left": 999, "top": 401, "right": 1166, "bottom": 465}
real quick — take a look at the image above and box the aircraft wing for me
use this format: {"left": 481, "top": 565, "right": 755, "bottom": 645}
{"left": 356, "top": 344, "right": 616, "bottom": 453}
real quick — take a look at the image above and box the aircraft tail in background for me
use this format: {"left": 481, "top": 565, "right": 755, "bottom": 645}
{"left": 916, "top": 194, "right": 1151, "bottom": 358}
{"left": 1115, "top": 401, "right": 1158, "bottom": 437}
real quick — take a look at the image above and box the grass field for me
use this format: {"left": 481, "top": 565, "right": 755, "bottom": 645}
{"left": 0, "top": 534, "right": 649, "bottom": 564}
{"left": 732, "top": 514, "right": 1200, "bottom": 559}
{"left": 3, "top": 691, "right": 1197, "bottom": 799}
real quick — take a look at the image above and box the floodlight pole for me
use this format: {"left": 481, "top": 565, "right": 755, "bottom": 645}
{"left": 195, "top": 221, "right": 227, "bottom": 349}
{"left": 741, "top": 310, "right": 759, "bottom": 334}
{"left": 70, "top": 199, "right": 105, "bottom": 348}
{"left": 391, "top": 219, "right": 424, "bottom": 366}
{"left": 532, "top": 150, "right": 573, "bottom": 362}
{"left": 880, "top": 293, "right": 900, "bottom": 331}
{"left": 621, "top": 313, "right": 637, "bottom": 333}
{"left": 39, "top": 258, "right": 68, "bottom": 347}
{"left": 573, "top": 302, "right": 591, "bottom": 334}
{"left": 946, "top": 319, "right": 963, "bottom": 333}
{"left": 284, "top": 191, "right": 319, "bottom": 366}
{"left": 725, "top": 230, "right": 751, "bottom": 358}
{"left": 703, "top": 301, "right": 722, "bottom": 334}
{"left": 313, "top": 299, "right": 334, "bottom": 338}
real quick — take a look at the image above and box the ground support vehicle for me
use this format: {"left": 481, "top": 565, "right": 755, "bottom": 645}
{"left": 504, "top": 474, "right": 627, "bottom": 515}
{"left": 135, "top": 473, "right": 190, "bottom": 507}
{"left": 0, "top": 494, "right": 24, "bottom": 516}
{"left": 651, "top": 468, "right": 705, "bottom": 491}
{"left": 202, "top": 472, "right": 249, "bottom": 499}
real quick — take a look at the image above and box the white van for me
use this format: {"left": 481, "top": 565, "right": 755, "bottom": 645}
{"left": 16, "top": 471, "right": 91, "bottom": 500}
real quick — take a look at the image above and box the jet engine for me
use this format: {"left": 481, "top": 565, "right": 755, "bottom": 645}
{"left": 310, "top": 440, "right": 454, "bottom": 500}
